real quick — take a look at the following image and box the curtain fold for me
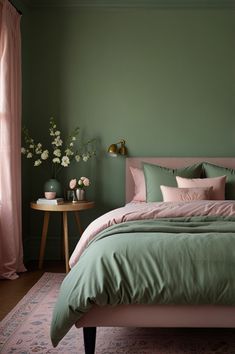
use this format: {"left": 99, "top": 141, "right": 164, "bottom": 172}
{"left": 0, "top": 0, "right": 26, "bottom": 279}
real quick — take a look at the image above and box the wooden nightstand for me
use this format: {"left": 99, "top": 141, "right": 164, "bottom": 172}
{"left": 30, "top": 201, "right": 95, "bottom": 273}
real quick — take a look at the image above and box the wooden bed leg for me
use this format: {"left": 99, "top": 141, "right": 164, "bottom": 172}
{"left": 83, "top": 327, "right": 97, "bottom": 354}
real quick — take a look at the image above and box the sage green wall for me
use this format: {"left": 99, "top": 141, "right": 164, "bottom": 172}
{"left": 22, "top": 6, "right": 235, "bottom": 259}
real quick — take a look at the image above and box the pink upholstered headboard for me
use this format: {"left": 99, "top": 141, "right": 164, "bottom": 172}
{"left": 126, "top": 157, "right": 235, "bottom": 203}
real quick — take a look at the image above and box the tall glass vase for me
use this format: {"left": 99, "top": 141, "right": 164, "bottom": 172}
{"left": 43, "top": 178, "right": 63, "bottom": 198}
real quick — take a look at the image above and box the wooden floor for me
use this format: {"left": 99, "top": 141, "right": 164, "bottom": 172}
{"left": 0, "top": 260, "right": 65, "bottom": 321}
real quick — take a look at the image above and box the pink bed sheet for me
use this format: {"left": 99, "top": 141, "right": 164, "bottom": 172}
{"left": 69, "top": 200, "right": 235, "bottom": 268}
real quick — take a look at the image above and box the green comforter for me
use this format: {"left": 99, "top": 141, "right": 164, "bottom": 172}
{"left": 51, "top": 216, "right": 235, "bottom": 346}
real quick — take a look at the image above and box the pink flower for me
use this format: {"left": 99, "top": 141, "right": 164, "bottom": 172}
{"left": 83, "top": 178, "right": 90, "bottom": 187}
{"left": 77, "top": 176, "right": 90, "bottom": 188}
{"left": 69, "top": 178, "right": 77, "bottom": 190}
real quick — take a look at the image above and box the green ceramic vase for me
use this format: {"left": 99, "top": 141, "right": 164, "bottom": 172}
{"left": 43, "top": 179, "right": 63, "bottom": 198}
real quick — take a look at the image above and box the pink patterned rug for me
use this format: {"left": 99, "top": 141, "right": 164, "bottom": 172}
{"left": 0, "top": 272, "right": 235, "bottom": 354}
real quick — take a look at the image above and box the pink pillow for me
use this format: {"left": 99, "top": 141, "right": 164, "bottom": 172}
{"left": 130, "top": 167, "right": 146, "bottom": 202}
{"left": 160, "top": 185, "right": 212, "bottom": 202}
{"left": 176, "top": 175, "right": 226, "bottom": 200}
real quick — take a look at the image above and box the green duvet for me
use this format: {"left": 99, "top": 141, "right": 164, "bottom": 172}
{"left": 51, "top": 216, "right": 235, "bottom": 346}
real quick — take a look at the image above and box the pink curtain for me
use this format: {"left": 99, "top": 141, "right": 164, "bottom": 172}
{"left": 0, "top": 0, "right": 26, "bottom": 279}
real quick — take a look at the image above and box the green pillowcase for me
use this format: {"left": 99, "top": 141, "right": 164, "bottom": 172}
{"left": 143, "top": 163, "right": 202, "bottom": 202}
{"left": 203, "top": 162, "right": 235, "bottom": 200}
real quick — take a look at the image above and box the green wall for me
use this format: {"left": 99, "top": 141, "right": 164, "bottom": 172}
{"left": 21, "top": 5, "right": 235, "bottom": 260}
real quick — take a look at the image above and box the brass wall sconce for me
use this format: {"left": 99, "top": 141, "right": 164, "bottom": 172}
{"left": 107, "top": 139, "right": 128, "bottom": 157}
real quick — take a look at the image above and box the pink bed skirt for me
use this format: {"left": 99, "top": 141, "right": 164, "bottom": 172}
{"left": 76, "top": 304, "right": 235, "bottom": 328}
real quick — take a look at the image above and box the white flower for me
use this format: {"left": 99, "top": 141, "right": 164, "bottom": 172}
{"left": 35, "top": 148, "right": 42, "bottom": 154}
{"left": 65, "top": 148, "right": 73, "bottom": 156}
{"left": 35, "top": 143, "right": 42, "bottom": 154}
{"left": 50, "top": 131, "right": 55, "bottom": 136}
{"left": 52, "top": 157, "right": 60, "bottom": 164}
{"left": 21, "top": 147, "right": 26, "bottom": 154}
{"left": 29, "top": 144, "right": 34, "bottom": 149}
{"left": 52, "top": 136, "right": 63, "bottom": 147}
{"left": 61, "top": 156, "right": 70, "bottom": 167}
{"left": 27, "top": 152, "right": 33, "bottom": 158}
{"left": 41, "top": 150, "right": 49, "bottom": 160}
{"left": 83, "top": 155, "right": 89, "bottom": 162}
{"left": 53, "top": 149, "right": 61, "bottom": 157}
{"left": 55, "top": 130, "right": 60, "bottom": 136}
{"left": 78, "top": 179, "right": 83, "bottom": 186}
{"left": 56, "top": 140, "right": 62, "bottom": 147}
{"left": 75, "top": 154, "right": 81, "bottom": 162}
{"left": 34, "top": 159, "right": 42, "bottom": 166}
{"left": 72, "top": 136, "right": 76, "bottom": 141}
{"left": 69, "top": 142, "right": 74, "bottom": 147}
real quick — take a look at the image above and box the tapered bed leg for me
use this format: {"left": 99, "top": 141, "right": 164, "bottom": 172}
{"left": 83, "top": 327, "right": 97, "bottom": 354}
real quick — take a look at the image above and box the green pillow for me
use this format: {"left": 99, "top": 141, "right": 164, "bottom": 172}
{"left": 143, "top": 163, "right": 202, "bottom": 202}
{"left": 203, "top": 162, "right": 235, "bottom": 200}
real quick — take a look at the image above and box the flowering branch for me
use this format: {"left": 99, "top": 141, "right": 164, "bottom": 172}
{"left": 21, "top": 117, "right": 96, "bottom": 178}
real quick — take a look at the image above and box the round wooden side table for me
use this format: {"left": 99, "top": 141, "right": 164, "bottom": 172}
{"left": 30, "top": 201, "right": 95, "bottom": 273}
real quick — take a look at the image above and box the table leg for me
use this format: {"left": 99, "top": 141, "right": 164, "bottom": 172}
{"left": 38, "top": 211, "right": 50, "bottom": 269}
{"left": 74, "top": 211, "right": 83, "bottom": 235}
{"left": 63, "top": 211, "right": 70, "bottom": 273}
{"left": 60, "top": 213, "right": 65, "bottom": 260}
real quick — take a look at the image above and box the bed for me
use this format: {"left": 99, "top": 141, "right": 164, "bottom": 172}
{"left": 50, "top": 157, "right": 235, "bottom": 354}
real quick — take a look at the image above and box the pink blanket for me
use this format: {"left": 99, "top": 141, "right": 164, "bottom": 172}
{"left": 69, "top": 200, "right": 235, "bottom": 268}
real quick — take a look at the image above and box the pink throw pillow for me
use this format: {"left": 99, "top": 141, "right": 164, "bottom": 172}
{"left": 176, "top": 175, "right": 226, "bottom": 200}
{"left": 160, "top": 185, "right": 212, "bottom": 202}
{"left": 130, "top": 167, "right": 146, "bottom": 202}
